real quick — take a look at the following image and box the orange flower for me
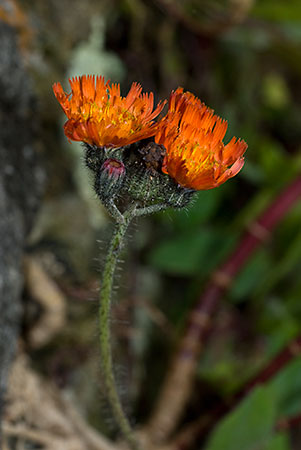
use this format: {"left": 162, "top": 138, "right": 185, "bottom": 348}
{"left": 155, "top": 88, "right": 247, "bottom": 190}
{"left": 53, "top": 75, "right": 166, "bottom": 148}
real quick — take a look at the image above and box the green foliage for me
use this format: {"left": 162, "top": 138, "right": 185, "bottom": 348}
{"left": 148, "top": 224, "right": 236, "bottom": 277}
{"left": 270, "top": 358, "right": 301, "bottom": 418}
{"left": 205, "top": 360, "right": 301, "bottom": 450}
{"left": 148, "top": 187, "right": 236, "bottom": 276}
{"left": 262, "top": 433, "right": 290, "bottom": 450}
{"left": 230, "top": 249, "right": 272, "bottom": 303}
{"left": 148, "top": 228, "right": 217, "bottom": 276}
{"left": 251, "top": 0, "right": 301, "bottom": 22}
{"left": 205, "top": 386, "right": 277, "bottom": 450}
{"left": 261, "top": 73, "right": 291, "bottom": 109}
{"left": 163, "top": 189, "right": 223, "bottom": 231}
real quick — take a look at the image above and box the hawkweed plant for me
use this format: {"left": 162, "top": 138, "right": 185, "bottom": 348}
{"left": 53, "top": 75, "right": 247, "bottom": 450}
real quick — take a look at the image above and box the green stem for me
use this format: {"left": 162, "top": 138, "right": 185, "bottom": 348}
{"left": 99, "top": 209, "right": 138, "bottom": 450}
{"left": 99, "top": 202, "right": 168, "bottom": 449}
{"left": 134, "top": 203, "right": 169, "bottom": 217}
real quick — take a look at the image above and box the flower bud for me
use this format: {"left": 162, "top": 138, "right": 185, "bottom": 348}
{"left": 124, "top": 142, "right": 196, "bottom": 209}
{"left": 85, "top": 145, "right": 126, "bottom": 204}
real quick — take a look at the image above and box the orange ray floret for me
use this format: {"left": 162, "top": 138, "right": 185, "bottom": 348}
{"left": 53, "top": 75, "right": 166, "bottom": 148}
{"left": 155, "top": 88, "right": 247, "bottom": 190}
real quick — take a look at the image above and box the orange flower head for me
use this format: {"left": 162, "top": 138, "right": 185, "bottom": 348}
{"left": 53, "top": 75, "right": 166, "bottom": 148}
{"left": 155, "top": 88, "right": 247, "bottom": 190}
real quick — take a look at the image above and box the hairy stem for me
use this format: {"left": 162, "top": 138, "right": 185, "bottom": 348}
{"left": 99, "top": 202, "right": 169, "bottom": 448}
{"left": 99, "top": 209, "right": 138, "bottom": 450}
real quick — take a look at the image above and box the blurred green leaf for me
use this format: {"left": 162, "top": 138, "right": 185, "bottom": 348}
{"left": 262, "top": 432, "right": 290, "bottom": 450}
{"left": 258, "top": 140, "right": 289, "bottom": 179}
{"left": 259, "top": 314, "right": 299, "bottom": 360}
{"left": 255, "top": 229, "right": 301, "bottom": 298}
{"left": 230, "top": 250, "right": 271, "bottom": 303}
{"left": 251, "top": 0, "right": 301, "bottom": 22}
{"left": 232, "top": 188, "right": 275, "bottom": 229}
{"left": 270, "top": 358, "right": 301, "bottom": 418}
{"left": 147, "top": 228, "right": 216, "bottom": 275}
{"left": 148, "top": 226, "right": 236, "bottom": 276}
{"left": 161, "top": 189, "right": 222, "bottom": 231}
{"left": 262, "top": 74, "right": 291, "bottom": 109}
{"left": 198, "top": 351, "right": 245, "bottom": 396}
{"left": 205, "top": 386, "right": 277, "bottom": 450}
{"left": 240, "top": 160, "right": 265, "bottom": 184}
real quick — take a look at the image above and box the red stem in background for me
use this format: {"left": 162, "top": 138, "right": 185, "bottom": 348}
{"left": 168, "top": 336, "right": 301, "bottom": 450}
{"left": 240, "top": 336, "right": 301, "bottom": 396}
{"left": 187, "top": 176, "right": 301, "bottom": 351}
{"left": 144, "top": 177, "right": 301, "bottom": 444}
{"left": 277, "top": 413, "right": 301, "bottom": 432}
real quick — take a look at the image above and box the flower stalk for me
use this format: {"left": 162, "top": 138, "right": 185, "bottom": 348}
{"left": 99, "top": 208, "right": 139, "bottom": 450}
{"left": 99, "top": 201, "right": 171, "bottom": 449}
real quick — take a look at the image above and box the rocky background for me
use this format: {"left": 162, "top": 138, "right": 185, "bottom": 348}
{"left": 0, "top": 17, "right": 43, "bottom": 437}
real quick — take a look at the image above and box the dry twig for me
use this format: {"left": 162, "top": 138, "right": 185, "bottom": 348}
{"left": 24, "top": 255, "right": 67, "bottom": 348}
{"left": 3, "top": 353, "right": 117, "bottom": 450}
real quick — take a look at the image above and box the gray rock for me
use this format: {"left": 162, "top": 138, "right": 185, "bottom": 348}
{"left": 0, "top": 21, "right": 44, "bottom": 438}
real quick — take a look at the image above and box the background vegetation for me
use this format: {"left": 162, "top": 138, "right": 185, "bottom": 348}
{"left": 1, "top": 0, "right": 301, "bottom": 449}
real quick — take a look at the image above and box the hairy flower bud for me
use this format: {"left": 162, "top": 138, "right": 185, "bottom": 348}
{"left": 97, "top": 158, "right": 126, "bottom": 201}
{"left": 85, "top": 147, "right": 126, "bottom": 204}
{"left": 124, "top": 141, "right": 196, "bottom": 208}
